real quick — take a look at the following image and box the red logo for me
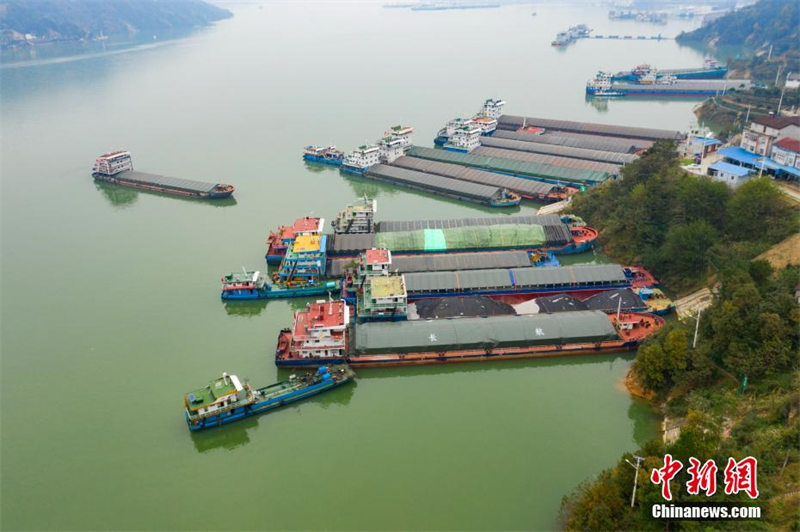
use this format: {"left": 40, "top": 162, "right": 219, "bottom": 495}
{"left": 723, "top": 457, "right": 759, "bottom": 499}
{"left": 650, "top": 456, "right": 759, "bottom": 500}
{"left": 650, "top": 454, "right": 683, "bottom": 501}
{"left": 686, "top": 458, "right": 718, "bottom": 496}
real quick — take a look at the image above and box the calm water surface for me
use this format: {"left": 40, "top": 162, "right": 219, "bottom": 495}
{"left": 1, "top": 2, "right": 706, "bottom": 529}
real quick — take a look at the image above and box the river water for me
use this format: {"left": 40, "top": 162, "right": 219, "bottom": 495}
{"left": 1, "top": 2, "right": 707, "bottom": 529}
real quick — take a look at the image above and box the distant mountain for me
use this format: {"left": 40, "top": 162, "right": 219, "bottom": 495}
{"left": 676, "top": 0, "right": 799, "bottom": 55}
{"left": 0, "top": 0, "right": 232, "bottom": 46}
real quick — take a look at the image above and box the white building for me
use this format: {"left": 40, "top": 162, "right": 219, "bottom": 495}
{"left": 770, "top": 137, "right": 800, "bottom": 169}
{"left": 708, "top": 161, "right": 752, "bottom": 188}
{"left": 740, "top": 115, "right": 800, "bottom": 156}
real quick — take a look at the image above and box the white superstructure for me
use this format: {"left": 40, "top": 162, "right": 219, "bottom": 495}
{"left": 445, "top": 123, "right": 482, "bottom": 152}
{"left": 480, "top": 98, "right": 505, "bottom": 119}
{"left": 92, "top": 150, "right": 133, "bottom": 176}
{"left": 343, "top": 144, "right": 380, "bottom": 171}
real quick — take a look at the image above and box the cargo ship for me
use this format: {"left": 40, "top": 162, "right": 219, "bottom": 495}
{"left": 266, "top": 217, "right": 325, "bottom": 265}
{"left": 92, "top": 151, "right": 234, "bottom": 199}
{"left": 434, "top": 99, "right": 505, "bottom": 145}
{"left": 586, "top": 72, "right": 752, "bottom": 97}
{"left": 611, "top": 60, "right": 727, "bottom": 82}
{"left": 303, "top": 145, "right": 345, "bottom": 166}
{"left": 183, "top": 366, "right": 355, "bottom": 430}
{"left": 275, "top": 303, "right": 664, "bottom": 367}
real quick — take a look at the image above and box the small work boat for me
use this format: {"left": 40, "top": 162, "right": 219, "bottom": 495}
{"left": 220, "top": 270, "right": 339, "bottom": 300}
{"left": 637, "top": 286, "right": 674, "bottom": 315}
{"left": 184, "top": 366, "right": 355, "bottom": 430}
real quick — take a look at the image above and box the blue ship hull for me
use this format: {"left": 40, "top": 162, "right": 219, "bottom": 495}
{"left": 611, "top": 69, "right": 727, "bottom": 82}
{"left": 303, "top": 154, "right": 344, "bottom": 166}
{"left": 221, "top": 282, "right": 340, "bottom": 300}
{"left": 340, "top": 165, "right": 368, "bottom": 176}
{"left": 265, "top": 254, "right": 284, "bottom": 265}
{"left": 433, "top": 136, "right": 448, "bottom": 146}
{"left": 587, "top": 86, "right": 729, "bottom": 97}
{"left": 186, "top": 375, "right": 352, "bottom": 431}
{"left": 443, "top": 146, "right": 470, "bottom": 153}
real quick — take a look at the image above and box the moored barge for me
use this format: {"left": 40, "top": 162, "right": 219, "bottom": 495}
{"left": 92, "top": 151, "right": 234, "bottom": 199}
{"left": 364, "top": 163, "right": 521, "bottom": 207}
{"left": 275, "top": 307, "right": 663, "bottom": 367}
{"left": 183, "top": 366, "right": 355, "bottom": 430}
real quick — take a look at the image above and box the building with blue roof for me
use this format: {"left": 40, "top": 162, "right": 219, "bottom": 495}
{"left": 708, "top": 161, "right": 753, "bottom": 188}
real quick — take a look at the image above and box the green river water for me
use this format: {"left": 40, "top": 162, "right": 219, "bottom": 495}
{"left": 2, "top": 2, "right": 710, "bottom": 529}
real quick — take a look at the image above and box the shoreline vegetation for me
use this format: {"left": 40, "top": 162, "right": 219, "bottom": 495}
{"left": 561, "top": 142, "right": 800, "bottom": 530}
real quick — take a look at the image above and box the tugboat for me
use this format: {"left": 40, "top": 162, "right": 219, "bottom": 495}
{"left": 637, "top": 287, "right": 674, "bottom": 315}
{"left": 530, "top": 250, "right": 560, "bottom": 268}
{"left": 183, "top": 366, "right": 355, "bottom": 431}
{"left": 303, "top": 145, "right": 345, "bottom": 166}
{"left": 220, "top": 270, "right": 339, "bottom": 300}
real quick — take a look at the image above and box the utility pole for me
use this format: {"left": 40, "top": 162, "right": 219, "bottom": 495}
{"left": 625, "top": 455, "right": 645, "bottom": 508}
{"left": 744, "top": 104, "right": 751, "bottom": 124}
{"left": 767, "top": 44, "right": 773, "bottom": 61}
{"left": 777, "top": 81, "right": 787, "bottom": 115}
{"left": 775, "top": 65, "right": 782, "bottom": 86}
{"left": 693, "top": 308, "right": 702, "bottom": 349}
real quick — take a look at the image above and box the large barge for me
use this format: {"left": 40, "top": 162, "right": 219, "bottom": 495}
{"left": 478, "top": 136, "right": 637, "bottom": 165}
{"left": 275, "top": 302, "right": 664, "bottom": 368}
{"left": 496, "top": 115, "right": 683, "bottom": 141}
{"left": 491, "top": 129, "right": 653, "bottom": 154}
{"left": 611, "top": 60, "right": 728, "bottom": 82}
{"left": 399, "top": 263, "right": 630, "bottom": 302}
{"left": 363, "top": 163, "right": 521, "bottom": 207}
{"left": 92, "top": 151, "right": 234, "bottom": 199}
{"left": 326, "top": 218, "right": 596, "bottom": 258}
{"left": 471, "top": 145, "right": 623, "bottom": 177}
{"left": 390, "top": 156, "right": 574, "bottom": 203}
{"left": 183, "top": 366, "right": 354, "bottom": 430}
{"left": 407, "top": 146, "right": 612, "bottom": 188}
{"left": 586, "top": 73, "right": 753, "bottom": 97}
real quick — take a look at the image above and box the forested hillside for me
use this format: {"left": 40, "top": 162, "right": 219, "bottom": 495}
{"left": 0, "top": 0, "right": 232, "bottom": 46}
